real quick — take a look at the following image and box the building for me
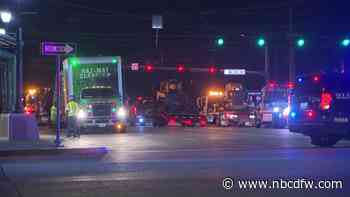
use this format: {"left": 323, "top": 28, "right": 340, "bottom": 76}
{"left": 0, "top": 34, "right": 16, "bottom": 113}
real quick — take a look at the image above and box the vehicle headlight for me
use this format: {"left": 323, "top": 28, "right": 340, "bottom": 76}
{"left": 249, "top": 114, "right": 256, "bottom": 119}
{"left": 283, "top": 106, "right": 291, "bottom": 116}
{"left": 232, "top": 114, "right": 239, "bottom": 119}
{"left": 273, "top": 107, "right": 280, "bottom": 113}
{"left": 117, "top": 107, "right": 127, "bottom": 118}
{"left": 77, "top": 110, "right": 87, "bottom": 119}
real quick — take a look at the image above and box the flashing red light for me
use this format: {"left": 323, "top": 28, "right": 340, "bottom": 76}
{"left": 313, "top": 75, "right": 320, "bottom": 82}
{"left": 136, "top": 96, "right": 143, "bottom": 101}
{"left": 320, "top": 92, "right": 332, "bottom": 110}
{"left": 168, "top": 116, "right": 177, "bottom": 126}
{"left": 306, "top": 110, "right": 315, "bottom": 118}
{"left": 287, "top": 82, "right": 295, "bottom": 89}
{"left": 24, "top": 106, "right": 34, "bottom": 114}
{"left": 268, "top": 81, "right": 277, "bottom": 88}
{"left": 182, "top": 119, "right": 193, "bottom": 126}
{"left": 131, "top": 106, "right": 137, "bottom": 115}
{"left": 145, "top": 64, "right": 154, "bottom": 72}
{"left": 176, "top": 64, "right": 185, "bottom": 73}
{"left": 208, "top": 66, "right": 217, "bottom": 74}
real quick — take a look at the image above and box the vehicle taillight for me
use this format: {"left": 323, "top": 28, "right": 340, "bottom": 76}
{"left": 320, "top": 92, "right": 332, "bottom": 110}
{"left": 306, "top": 110, "right": 315, "bottom": 119}
{"left": 131, "top": 106, "right": 137, "bottom": 115}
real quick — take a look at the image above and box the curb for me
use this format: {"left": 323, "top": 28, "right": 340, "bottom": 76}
{"left": 0, "top": 147, "right": 109, "bottom": 158}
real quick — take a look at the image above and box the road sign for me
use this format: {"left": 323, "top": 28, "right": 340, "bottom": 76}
{"left": 131, "top": 63, "right": 140, "bottom": 71}
{"left": 41, "top": 42, "right": 77, "bottom": 56}
{"left": 224, "top": 69, "right": 246, "bottom": 75}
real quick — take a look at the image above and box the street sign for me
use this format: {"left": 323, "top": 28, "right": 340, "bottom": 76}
{"left": 224, "top": 69, "right": 246, "bottom": 75}
{"left": 131, "top": 63, "right": 140, "bottom": 71}
{"left": 41, "top": 42, "right": 77, "bottom": 56}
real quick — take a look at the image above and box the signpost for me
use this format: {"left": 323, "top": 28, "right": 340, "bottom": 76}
{"left": 223, "top": 69, "right": 246, "bottom": 75}
{"left": 41, "top": 42, "right": 77, "bottom": 56}
{"left": 41, "top": 41, "right": 77, "bottom": 147}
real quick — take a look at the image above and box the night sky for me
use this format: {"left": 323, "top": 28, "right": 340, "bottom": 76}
{"left": 2, "top": 0, "right": 350, "bottom": 97}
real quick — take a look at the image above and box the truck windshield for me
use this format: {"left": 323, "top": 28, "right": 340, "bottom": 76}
{"left": 81, "top": 88, "right": 115, "bottom": 99}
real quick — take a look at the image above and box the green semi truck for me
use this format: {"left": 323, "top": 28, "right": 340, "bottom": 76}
{"left": 62, "top": 56, "right": 127, "bottom": 132}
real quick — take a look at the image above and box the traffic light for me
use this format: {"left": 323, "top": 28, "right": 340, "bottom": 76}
{"left": 296, "top": 38, "right": 305, "bottom": 47}
{"left": 341, "top": 38, "right": 350, "bottom": 47}
{"left": 208, "top": 66, "right": 217, "bottom": 74}
{"left": 215, "top": 36, "right": 224, "bottom": 47}
{"left": 176, "top": 64, "right": 186, "bottom": 73}
{"left": 257, "top": 37, "right": 265, "bottom": 47}
{"left": 144, "top": 64, "right": 154, "bottom": 72}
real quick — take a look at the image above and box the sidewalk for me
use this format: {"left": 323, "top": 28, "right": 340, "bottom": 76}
{"left": 0, "top": 127, "right": 108, "bottom": 157}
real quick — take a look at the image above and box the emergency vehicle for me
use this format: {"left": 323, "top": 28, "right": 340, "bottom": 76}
{"left": 289, "top": 72, "right": 350, "bottom": 147}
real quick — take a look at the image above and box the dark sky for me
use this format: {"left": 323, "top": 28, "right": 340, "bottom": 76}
{"left": 2, "top": 0, "right": 350, "bottom": 96}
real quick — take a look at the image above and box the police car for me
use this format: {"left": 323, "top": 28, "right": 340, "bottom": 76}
{"left": 289, "top": 72, "right": 350, "bottom": 147}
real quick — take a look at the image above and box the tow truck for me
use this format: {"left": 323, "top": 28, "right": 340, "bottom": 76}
{"left": 199, "top": 83, "right": 258, "bottom": 127}
{"left": 218, "top": 83, "right": 258, "bottom": 127}
{"left": 289, "top": 72, "right": 350, "bottom": 147}
{"left": 157, "top": 79, "right": 207, "bottom": 127}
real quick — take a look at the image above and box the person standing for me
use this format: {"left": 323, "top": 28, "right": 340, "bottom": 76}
{"left": 66, "top": 96, "right": 80, "bottom": 137}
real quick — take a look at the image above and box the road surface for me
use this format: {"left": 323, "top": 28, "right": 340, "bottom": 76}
{"left": 1, "top": 126, "right": 350, "bottom": 196}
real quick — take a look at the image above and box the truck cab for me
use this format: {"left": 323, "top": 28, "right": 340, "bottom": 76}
{"left": 62, "top": 56, "right": 127, "bottom": 132}
{"left": 289, "top": 72, "right": 350, "bottom": 147}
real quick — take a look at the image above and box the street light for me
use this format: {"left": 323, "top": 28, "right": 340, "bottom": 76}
{"left": 0, "top": 11, "right": 12, "bottom": 23}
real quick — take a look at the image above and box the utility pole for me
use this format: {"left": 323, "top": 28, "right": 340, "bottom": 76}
{"left": 288, "top": 7, "right": 295, "bottom": 83}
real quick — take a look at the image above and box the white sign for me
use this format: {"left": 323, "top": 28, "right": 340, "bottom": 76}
{"left": 224, "top": 69, "right": 246, "bottom": 75}
{"left": 152, "top": 15, "right": 163, "bottom": 29}
{"left": 131, "top": 63, "right": 140, "bottom": 71}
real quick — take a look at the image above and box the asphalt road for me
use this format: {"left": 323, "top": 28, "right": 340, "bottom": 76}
{"left": 1, "top": 126, "right": 350, "bottom": 197}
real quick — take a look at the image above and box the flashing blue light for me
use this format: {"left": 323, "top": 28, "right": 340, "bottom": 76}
{"left": 290, "top": 112, "right": 297, "bottom": 118}
{"left": 297, "top": 77, "right": 303, "bottom": 83}
{"left": 138, "top": 118, "right": 144, "bottom": 123}
{"left": 273, "top": 107, "right": 280, "bottom": 113}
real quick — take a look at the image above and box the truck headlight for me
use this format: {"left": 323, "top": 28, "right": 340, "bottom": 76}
{"left": 77, "top": 110, "right": 87, "bottom": 119}
{"left": 117, "top": 107, "right": 127, "bottom": 118}
{"left": 283, "top": 107, "right": 291, "bottom": 116}
{"left": 273, "top": 107, "right": 280, "bottom": 113}
{"left": 230, "top": 114, "right": 238, "bottom": 119}
{"left": 249, "top": 114, "right": 256, "bottom": 119}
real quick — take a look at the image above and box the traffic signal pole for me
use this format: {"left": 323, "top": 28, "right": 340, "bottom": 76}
{"left": 288, "top": 8, "right": 295, "bottom": 82}
{"left": 264, "top": 45, "right": 270, "bottom": 82}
